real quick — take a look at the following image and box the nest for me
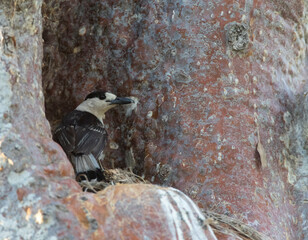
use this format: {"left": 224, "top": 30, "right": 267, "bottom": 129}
{"left": 203, "top": 211, "right": 272, "bottom": 240}
{"left": 78, "top": 168, "right": 147, "bottom": 193}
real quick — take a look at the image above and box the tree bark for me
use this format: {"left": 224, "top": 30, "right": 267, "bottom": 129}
{"left": 0, "top": 0, "right": 306, "bottom": 239}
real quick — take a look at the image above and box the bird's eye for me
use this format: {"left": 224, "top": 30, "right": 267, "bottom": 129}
{"left": 99, "top": 96, "right": 106, "bottom": 100}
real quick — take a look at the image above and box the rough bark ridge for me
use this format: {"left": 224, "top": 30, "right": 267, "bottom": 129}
{"left": 0, "top": 0, "right": 306, "bottom": 239}
{"left": 0, "top": 2, "right": 85, "bottom": 238}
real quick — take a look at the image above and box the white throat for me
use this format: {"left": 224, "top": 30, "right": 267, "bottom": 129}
{"left": 76, "top": 98, "right": 115, "bottom": 123}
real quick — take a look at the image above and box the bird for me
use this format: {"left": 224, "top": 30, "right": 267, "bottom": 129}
{"left": 53, "top": 91, "right": 134, "bottom": 182}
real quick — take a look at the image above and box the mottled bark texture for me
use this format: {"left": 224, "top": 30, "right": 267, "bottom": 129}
{"left": 0, "top": 2, "right": 217, "bottom": 239}
{"left": 0, "top": 1, "right": 80, "bottom": 238}
{"left": 0, "top": 0, "right": 307, "bottom": 239}
{"left": 43, "top": 0, "right": 307, "bottom": 239}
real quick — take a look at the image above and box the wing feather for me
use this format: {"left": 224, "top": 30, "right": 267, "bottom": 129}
{"left": 73, "top": 125, "right": 108, "bottom": 159}
{"left": 53, "top": 125, "right": 75, "bottom": 153}
{"left": 53, "top": 110, "right": 108, "bottom": 164}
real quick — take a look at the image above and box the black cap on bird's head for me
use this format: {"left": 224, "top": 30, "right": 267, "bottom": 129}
{"left": 85, "top": 91, "right": 134, "bottom": 105}
{"left": 85, "top": 91, "right": 107, "bottom": 100}
{"left": 77, "top": 90, "right": 134, "bottom": 121}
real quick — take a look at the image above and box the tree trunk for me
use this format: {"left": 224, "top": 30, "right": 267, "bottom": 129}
{"left": 0, "top": 0, "right": 307, "bottom": 239}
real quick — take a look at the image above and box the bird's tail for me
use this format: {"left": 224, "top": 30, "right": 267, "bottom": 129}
{"left": 71, "top": 154, "right": 104, "bottom": 181}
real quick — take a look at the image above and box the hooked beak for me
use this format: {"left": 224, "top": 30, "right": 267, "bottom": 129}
{"left": 111, "top": 97, "right": 134, "bottom": 105}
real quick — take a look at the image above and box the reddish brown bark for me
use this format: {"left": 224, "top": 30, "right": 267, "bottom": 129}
{"left": 0, "top": 0, "right": 306, "bottom": 239}
{"left": 43, "top": 1, "right": 307, "bottom": 239}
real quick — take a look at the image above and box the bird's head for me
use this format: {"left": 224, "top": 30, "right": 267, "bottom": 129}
{"left": 76, "top": 91, "right": 134, "bottom": 121}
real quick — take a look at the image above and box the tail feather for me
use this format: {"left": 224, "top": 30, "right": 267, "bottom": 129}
{"left": 71, "top": 154, "right": 104, "bottom": 181}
